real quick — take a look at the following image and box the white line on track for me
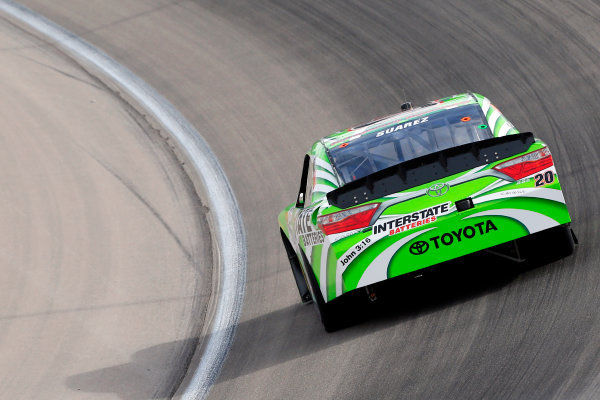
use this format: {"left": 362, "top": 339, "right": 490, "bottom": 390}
{"left": 0, "top": 1, "right": 247, "bottom": 399}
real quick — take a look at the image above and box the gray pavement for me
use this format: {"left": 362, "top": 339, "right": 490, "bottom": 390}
{"left": 0, "top": 14, "right": 211, "bottom": 400}
{"left": 8, "top": 1, "right": 600, "bottom": 399}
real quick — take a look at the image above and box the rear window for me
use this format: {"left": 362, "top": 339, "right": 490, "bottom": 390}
{"left": 329, "top": 104, "right": 493, "bottom": 183}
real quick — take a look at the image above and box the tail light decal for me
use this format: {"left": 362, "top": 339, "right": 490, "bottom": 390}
{"left": 493, "top": 147, "right": 553, "bottom": 180}
{"left": 317, "top": 203, "right": 380, "bottom": 235}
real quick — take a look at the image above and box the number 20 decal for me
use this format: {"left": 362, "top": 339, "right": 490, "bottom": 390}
{"left": 535, "top": 171, "right": 554, "bottom": 187}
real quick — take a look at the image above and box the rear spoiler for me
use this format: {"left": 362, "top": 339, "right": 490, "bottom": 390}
{"left": 327, "top": 132, "right": 535, "bottom": 209}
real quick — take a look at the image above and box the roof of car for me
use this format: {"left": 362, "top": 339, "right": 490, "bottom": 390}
{"left": 320, "top": 93, "right": 480, "bottom": 150}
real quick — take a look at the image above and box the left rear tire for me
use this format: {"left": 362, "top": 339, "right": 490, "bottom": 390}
{"left": 280, "top": 230, "right": 312, "bottom": 303}
{"left": 299, "top": 249, "right": 342, "bottom": 332}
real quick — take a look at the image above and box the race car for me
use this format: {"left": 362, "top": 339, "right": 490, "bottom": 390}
{"left": 278, "top": 93, "right": 575, "bottom": 331}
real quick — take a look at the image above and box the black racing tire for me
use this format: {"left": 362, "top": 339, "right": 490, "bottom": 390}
{"left": 280, "top": 230, "right": 312, "bottom": 303}
{"left": 549, "top": 225, "right": 576, "bottom": 259}
{"left": 518, "top": 224, "right": 575, "bottom": 264}
{"left": 300, "top": 249, "right": 342, "bottom": 332}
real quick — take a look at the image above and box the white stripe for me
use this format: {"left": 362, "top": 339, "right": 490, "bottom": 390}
{"left": 315, "top": 157, "right": 334, "bottom": 174}
{"left": 463, "top": 209, "right": 558, "bottom": 233}
{"left": 474, "top": 187, "right": 566, "bottom": 205}
{"left": 461, "top": 164, "right": 488, "bottom": 178}
{"left": 315, "top": 169, "right": 338, "bottom": 186}
{"left": 471, "top": 167, "right": 559, "bottom": 200}
{"left": 0, "top": 3, "right": 247, "bottom": 399}
{"left": 382, "top": 186, "right": 423, "bottom": 200}
{"left": 497, "top": 122, "right": 511, "bottom": 137}
{"left": 481, "top": 97, "right": 491, "bottom": 115}
{"left": 357, "top": 228, "right": 436, "bottom": 288}
{"left": 320, "top": 240, "right": 330, "bottom": 301}
{"left": 471, "top": 179, "right": 512, "bottom": 199}
{"left": 487, "top": 109, "right": 501, "bottom": 135}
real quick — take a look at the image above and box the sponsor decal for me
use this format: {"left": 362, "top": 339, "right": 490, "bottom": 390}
{"left": 340, "top": 237, "right": 371, "bottom": 266}
{"left": 297, "top": 209, "right": 312, "bottom": 235}
{"left": 534, "top": 171, "right": 555, "bottom": 187}
{"left": 411, "top": 219, "right": 498, "bottom": 255}
{"left": 298, "top": 208, "right": 324, "bottom": 246}
{"left": 375, "top": 116, "right": 429, "bottom": 138}
{"left": 409, "top": 240, "right": 429, "bottom": 255}
{"left": 426, "top": 182, "right": 449, "bottom": 197}
{"left": 372, "top": 202, "right": 451, "bottom": 235}
{"left": 302, "top": 231, "right": 325, "bottom": 246}
{"left": 497, "top": 189, "right": 526, "bottom": 197}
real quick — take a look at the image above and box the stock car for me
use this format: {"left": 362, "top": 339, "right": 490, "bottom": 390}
{"left": 278, "top": 93, "right": 575, "bottom": 331}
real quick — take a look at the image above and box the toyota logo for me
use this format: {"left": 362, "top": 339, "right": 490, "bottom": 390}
{"left": 409, "top": 241, "right": 429, "bottom": 255}
{"left": 427, "top": 182, "right": 449, "bottom": 197}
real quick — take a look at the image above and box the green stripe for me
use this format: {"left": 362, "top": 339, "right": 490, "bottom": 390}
{"left": 493, "top": 114, "right": 507, "bottom": 136}
{"left": 311, "top": 244, "right": 323, "bottom": 284}
{"left": 316, "top": 177, "right": 337, "bottom": 188}
{"left": 326, "top": 245, "right": 337, "bottom": 301}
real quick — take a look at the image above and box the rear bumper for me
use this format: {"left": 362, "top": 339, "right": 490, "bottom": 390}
{"left": 322, "top": 186, "right": 571, "bottom": 302}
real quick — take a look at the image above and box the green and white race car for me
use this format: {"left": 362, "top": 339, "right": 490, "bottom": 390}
{"left": 278, "top": 93, "right": 575, "bottom": 331}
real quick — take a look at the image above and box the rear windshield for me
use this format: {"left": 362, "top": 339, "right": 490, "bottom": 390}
{"left": 329, "top": 104, "right": 493, "bottom": 183}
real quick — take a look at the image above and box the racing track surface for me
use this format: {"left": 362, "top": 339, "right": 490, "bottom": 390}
{"left": 0, "top": 10, "right": 212, "bottom": 399}
{"left": 6, "top": 1, "right": 600, "bottom": 399}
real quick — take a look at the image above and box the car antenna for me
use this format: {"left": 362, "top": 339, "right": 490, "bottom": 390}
{"left": 400, "top": 88, "right": 412, "bottom": 112}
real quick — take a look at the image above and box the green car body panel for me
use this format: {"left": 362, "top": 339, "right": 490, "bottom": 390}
{"left": 279, "top": 93, "right": 571, "bottom": 303}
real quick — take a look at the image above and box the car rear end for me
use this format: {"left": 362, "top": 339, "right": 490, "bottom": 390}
{"left": 316, "top": 95, "right": 572, "bottom": 303}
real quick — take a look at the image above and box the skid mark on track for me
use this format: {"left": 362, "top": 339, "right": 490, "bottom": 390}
{"left": 83, "top": 147, "right": 195, "bottom": 263}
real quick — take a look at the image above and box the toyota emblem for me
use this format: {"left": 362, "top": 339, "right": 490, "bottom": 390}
{"left": 409, "top": 240, "right": 429, "bottom": 255}
{"left": 427, "top": 182, "right": 449, "bottom": 197}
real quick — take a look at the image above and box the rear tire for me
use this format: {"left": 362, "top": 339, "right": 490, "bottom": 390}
{"left": 518, "top": 224, "right": 575, "bottom": 264}
{"left": 550, "top": 225, "right": 576, "bottom": 259}
{"left": 300, "top": 249, "right": 342, "bottom": 332}
{"left": 280, "top": 230, "right": 312, "bottom": 303}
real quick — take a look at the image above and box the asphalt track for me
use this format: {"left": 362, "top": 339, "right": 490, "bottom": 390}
{"left": 0, "top": 7, "right": 214, "bottom": 399}
{"left": 4, "top": 1, "right": 600, "bottom": 399}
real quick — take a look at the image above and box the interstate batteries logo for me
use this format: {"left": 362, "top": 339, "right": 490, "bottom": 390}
{"left": 372, "top": 202, "right": 451, "bottom": 236}
{"left": 410, "top": 219, "right": 498, "bottom": 255}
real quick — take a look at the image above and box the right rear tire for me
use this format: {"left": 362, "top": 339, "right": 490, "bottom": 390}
{"left": 518, "top": 224, "right": 575, "bottom": 264}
